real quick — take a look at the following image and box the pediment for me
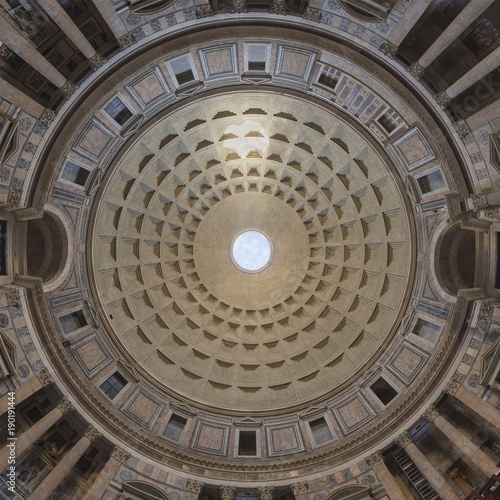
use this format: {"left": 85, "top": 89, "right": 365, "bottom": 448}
{"left": 117, "top": 359, "right": 139, "bottom": 382}
{"left": 171, "top": 402, "right": 197, "bottom": 417}
{"left": 233, "top": 417, "right": 263, "bottom": 427}
{"left": 299, "top": 405, "right": 327, "bottom": 419}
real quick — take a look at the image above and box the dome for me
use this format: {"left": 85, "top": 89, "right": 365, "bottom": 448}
{"left": 89, "top": 91, "right": 414, "bottom": 412}
{"left": 0, "top": 1, "right": 499, "bottom": 499}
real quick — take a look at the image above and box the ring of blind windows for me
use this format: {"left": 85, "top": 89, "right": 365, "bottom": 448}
{"left": 104, "top": 97, "right": 134, "bottom": 128}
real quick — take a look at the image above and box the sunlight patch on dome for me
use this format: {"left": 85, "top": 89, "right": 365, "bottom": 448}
{"left": 222, "top": 121, "right": 269, "bottom": 157}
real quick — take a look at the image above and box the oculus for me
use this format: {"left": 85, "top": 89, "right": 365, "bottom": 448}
{"left": 231, "top": 230, "right": 272, "bottom": 273}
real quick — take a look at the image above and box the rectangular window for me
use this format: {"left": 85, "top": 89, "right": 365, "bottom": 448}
{"left": 412, "top": 318, "right": 440, "bottom": 343}
{"left": 171, "top": 56, "right": 195, "bottom": 86}
{"left": 238, "top": 430, "right": 257, "bottom": 456}
{"left": 309, "top": 417, "right": 333, "bottom": 445}
{"left": 59, "top": 309, "right": 88, "bottom": 335}
{"left": 99, "top": 371, "right": 128, "bottom": 400}
{"left": 247, "top": 44, "right": 268, "bottom": 72}
{"left": 104, "top": 96, "right": 133, "bottom": 127}
{"left": 369, "top": 377, "right": 398, "bottom": 406}
{"left": 377, "top": 108, "right": 402, "bottom": 134}
{"left": 417, "top": 170, "right": 445, "bottom": 194}
{"left": 317, "top": 66, "right": 342, "bottom": 91}
{"left": 61, "top": 160, "right": 91, "bottom": 187}
{"left": 163, "top": 413, "right": 188, "bottom": 442}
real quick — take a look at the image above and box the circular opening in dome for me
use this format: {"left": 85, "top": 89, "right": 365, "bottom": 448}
{"left": 231, "top": 230, "right": 273, "bottom": 273}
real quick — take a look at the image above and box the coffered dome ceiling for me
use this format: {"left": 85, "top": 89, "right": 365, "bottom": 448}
{"left": 27, "top": 22, "right": 471, "bottom": 480}
{"left": 90, "top": 91, "right": 414, "bottom": 411}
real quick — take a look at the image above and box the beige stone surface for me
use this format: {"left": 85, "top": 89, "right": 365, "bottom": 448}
{"left": 90, "top": 92, "right": 412, "bottom": 410}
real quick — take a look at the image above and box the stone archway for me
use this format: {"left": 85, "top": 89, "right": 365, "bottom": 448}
{"left": 121, "top": 480, "right": 171, "bottom": 499}
{"left": 326, "top": 485, "right": 372, "bottom": 500}
{"left": 434, "top": 222, "right": 477, "bottom": 296}
{"left": 26, "top": 210, "right": 68, "bottom": 285}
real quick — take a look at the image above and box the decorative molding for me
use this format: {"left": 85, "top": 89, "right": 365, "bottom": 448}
{"left": 434, "top": 91, "right": 452, "bottom": 110}
{"left": 478, "top": 299, "right": 495, "bottom": 322}
{"left": 38, "top": 367, "right": 54, "bottom": 387}
{"left": 471, "top": 192, "right": 489, "bottom": 211}
{"left": 40, "top": 108, "right": 56, "bottom": 127}
{"left": 230, "top": 0, "right": 247, "bottom": 13}
{"left": 407, "top": 62, "right": 424, "bottom": 80}
{"left": 7, "top": 189, "right": 22, "bottom": 209}
{"left": 89, "top": 53, "right": 108, "bottom": 71}
{"left": 421, "top": 404, "right": 439, "bottom": 423}
{"left": 453, "top": 120, "right": 470, "bottom": 139}
{"left": 270, "top": 0, "right": 287, "bottom": 15}
{"left": 60, "top": 80, "right": 79, "bottom": 99}
{"left": 196, "top": 4, "right": 214, "bottom": 18}
{"left": 233, "top": 417, "right": 263, "bottom": 427}
{"left": 220, "top": 486, "right": 238, "bottom": 499}
{"left": 379, "top": 42, "right": 397, "bottom": 59}
{"left": 258, "top": 486, "right": 275, "bottom": 500}
{"left": 445, "top": 193, "right": 468, "bottom": 224}
{"left": 290, "top": 481, "right": 308, "bottom": 495}
{"left": 84, "top": 425, "right": 102, "bottom": 443}
{"left": 444, "top": 376, "right": 461, "bottom": 396}
{"left": 186, "top": 479, "right": 204, "bottom": 493}
{"left": 111, "top": 446, "right": 130, "bottom": 463}
{"left": 302, "top": 7, "right": 322, "bottom": 22}
{"left": 57, "top": 397, "right": 75, "bottom": 415}
{"left": 365, "top": 450, "right": 383, "bottom": 467}
{"left": 3, "top": 287, "right": 21, "bottom": 307}
{"left": 118, "top": 33, "right": 137, "bottom": 51}
{"left": 394, "top": 430, "right": 412, "bottom": 449}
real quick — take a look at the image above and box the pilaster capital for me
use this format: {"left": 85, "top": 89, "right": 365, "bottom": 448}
{"left": 270, "top": 0, "right": 287, "bottom": 15}
{"left": 471, "top": 192, "right": 489, "bottom": 211}
{"left": 220, "top": 486, "right": 238, "bottom": 499}
{"left": 7, "top": 190, "right": 22, "bottom": 210}
{"left": 186, "top": 479, "right": 204, "bottom": 493}
{"left": 40, "top": 108, "right": 56, "bottom": 127}
{"left": 302, "top": 7, "right": 322, "bottom": 22}
{"left": 89, "top": 53, "right": 107, "bottom": 71}
{"left": 379, "top": 42, "right": 397, "bottom": 59}
{"left": 5, "top": 287, "right": 20, "bottom": 307}
{"left": 407, "top": 62, "right": 424, "bottom": 80}
{"left": 258, "top": 486, "right": 275, "bottom": 500}
{"left": 230, "top": 0, "right": 247, "bottom": 13}
{"left": 444, "top": 376, "right": 461, "bottom": 396}
{"left": 60, "top": 80, "right": 79, "bottom": 99}
{"left": 84, "top": 425, "right": 102, "bottom": 443}
{"left": 434, "top": 91, "right": 452, "bottom": 110}
{"left": 118, "top": 33, "right": 136, "bottom": 51}
{"left": 478, "top": 299, "right": 495, "bottom": 321}
{"left": 394, "top": 430, "right": 412, "bottom": 449}
{"left": 38, "top": 367, "right": 54, "bottom": 387}
{"left": 365, "top": 450, "right": 384, "bottom": 467}
{"left": 422, "top": 404, "right": 439, "bottom": 423}
{"left": 57, "top": 397, "right": 75, "bottom": 415}
{"left": 453, "top": 120, "right": 470, "bottom": 139}
{"left": 112, "top": 446, "right": 130, "bottom": 463}
{"left": 196, "top": 5, "right": 214, "bottom": 18}
{"left": 290, "top": 481, "right": 308, "bottom": 495}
